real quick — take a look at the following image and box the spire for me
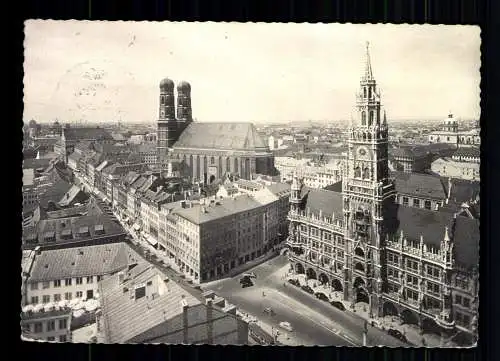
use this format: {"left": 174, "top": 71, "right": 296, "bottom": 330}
{"left": 444, "top": 226, "right": 450, "bottom": 242}
{"left": 383, "top": 109, "right": 387, "bottom": 125}
{"left": 363, "top": 41, "right": 374, "bottom": 81}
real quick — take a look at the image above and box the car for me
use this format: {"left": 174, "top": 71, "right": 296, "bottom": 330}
{"left": 279, "top": 321, "right": 293, "bottom": 332}
{"left": 315, "top": 292, "right": 329, "bottom": 302}
{"left": 240, "top": 275, "right": 252, "bottom": 284}
{"left": 263, "top": 307, "right": 275, "bottom": 316}
{"left": 387, "top": 329, "right": 408, "bottom": 343}
{"left": 243, "top": 272, "right": 257, "bottom": 279}
{"left": 330, "top": 301, "right": 346, "bottom": 311}
{"left": 287, "top": 279, "right": 300, "bottom": 287}
{"left": 301, "top": 285, "right": 314, "bottom": 294}
{"left": 241, "top": 281, "right": 253, "bottom": 288}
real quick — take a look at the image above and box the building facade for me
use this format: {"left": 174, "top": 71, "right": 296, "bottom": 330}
{"left": 286, "top": 43, "right": 479, "bottom": 343}
{"left": 21, "top": 307, "right": 72, "bottom": 342}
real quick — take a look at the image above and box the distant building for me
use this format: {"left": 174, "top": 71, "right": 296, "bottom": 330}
{"left": 431, "top": 147, "right": 480, "bottom": 181}
{"left": 428, "top": 114, "right": 480, "bottom": 147}
{"left": 97, "top": 263, "right": 249, "bottom": 344}
{"left": 21, "top": 306, "right": 72, "bottom": 342}
{"left": 56, "top": 127, "right": 113, "bottom": 163}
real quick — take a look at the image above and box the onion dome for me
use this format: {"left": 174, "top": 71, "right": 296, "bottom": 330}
{"left": 177, "top": 81, "right": 191, "bottom": 92}
{"left": 159, "top": 78, "right": 175, "bottom": 91}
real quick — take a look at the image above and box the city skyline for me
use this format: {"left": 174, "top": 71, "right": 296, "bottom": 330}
{"left": 24, "top": 21, "right": 481, "bottom": 124}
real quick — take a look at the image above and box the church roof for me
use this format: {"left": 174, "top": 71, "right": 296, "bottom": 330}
{"left": 173, "top": 122, "right": 269, "bottom": 151}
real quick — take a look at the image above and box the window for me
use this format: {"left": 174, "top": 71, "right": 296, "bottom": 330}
{"left": 47, "top": 336, "right": 55, "bottom": 341}
{"left": 42, "top": 295, "right": 50, "bottom": 303}
{"left": 59, "top": 319, "right": 67, "bottom": 329}
{"left": 455, "top": 312, "right": 471, "bottom": 327}
{"left": 463, "top": 297, "right": 470, "bottom": 308}
{"left": 97, "top": 276, "right": 102, "bottom": 282}
{"left": 424, "top": 200, "right": 432, "bottom": 210}
{"left": 407, "top": 289, "right": 419, "bottom": 301}
{"left": 54, "top": 280, "right": 61, "bottom": 288}
{"left": 31, "top": 296, "right": 39, "bottom": 304}
{"left": 455, "top": 275, "right": 469, "bottom": 290}
{"left": 413, "top": 199, "right": 420, "bottom": 208}
{"left": 427, "top": 282, "right": 440, "bottom": 295}
{"left": 76, "top": 291, "right": 83, "bottom": 298}
{"left": 426, "top": 265, "right": 441, "bottom": 279}
{"left": 426, "top": 296, "right": 441, "bottom": 310}
{"left": 402, "top": 197, "right": 409, "bottom": 206}
{"left": 312, "top": 241, "right": 319, "bottom": 249}
{"left": 47, "top": 320, "right": 55, "bottom": 331}
{"left": 59, "top": 335, "right": 67, "bottom": 342}
{"left": 337, "top": 250, "right": 344, "bottom": 259}
{"left": 76, "top": 277, "right": 83, "bottom": 285}
{"left": 387, "top": 283, "right": 398, "bottom": 293}
{"left": 406, "top": 259, "right": 419, "bottom": 272}
{"left": 64, "top": 292, "right": 72, "bottom": 300}
{"left": 387, "top": 252, "right": 399, "bottom": 265}
{"left": 30, "top": 282, "right": 38, "bottom": 290}
{"left": 53, "top": 294, "right": 61, "bottom": 302}
{"left": 34, "top": 322, "right": 43, "bottom": 333}
{"left": 387, "top": 267, "right": 399, "bottom": 279}
{"left": 407, "top": 274, "right": 419, "bottom": 287}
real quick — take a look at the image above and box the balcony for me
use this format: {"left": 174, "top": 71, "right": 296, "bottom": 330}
{"left": 288, "top": 211, "right": 343, "bottom": 233}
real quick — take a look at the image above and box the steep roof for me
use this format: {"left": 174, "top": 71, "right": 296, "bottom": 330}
{"left": 453, "top": 147, "right": 480, "bottom": 158}
{"left": 391, "top": 147, "right": 415, "bottom": 159}
{"left": 174, "top": 122, "right": 269, "bottom": 151}
{"left": 266, "top": 182, "right": 291, "bottom": 198}
{"left": 301, "top": 187, "right": 344, "bottom": 220}
{"left": 393, "top": 171, "right": 447, "bottom": 200}
{"left": 99, "top": 263, "right": 202, "bottom": 343}
{"left": 28, "top": 243, "right": 130, "bottom": 282}
{"left": 394, "top": 205, "right": 479, "bottom": 269}
{"left": 57, "top": 185, "right": 87, "bottom": 207}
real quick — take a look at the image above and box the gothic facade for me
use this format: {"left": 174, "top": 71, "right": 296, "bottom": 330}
{"left": 286, "top": 43, "right": 479, "bottom": 343}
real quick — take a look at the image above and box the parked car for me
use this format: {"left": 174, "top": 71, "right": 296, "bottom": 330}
{"left": 263, "top": 307, "right": 275, "bottom": 316}
{"left": 287, "top": 279, "right": 300, "bottom": 287}
{"left": 279, "top": 321, "right": 293, "bottom": 332}
{"left": 241, "top": 279, "right": 254, "bottom": 288}
{"left": 315, "top": 292, "right": 329, "bottom": 302}
{"left": 243, "top": 272, "right": 257, "bottom": 279}
{"left": 330, "top": 301, "right": 346, "bottom": 311}
{"left": 301, "top": 285, "right": 314, "bottom": 294}
{"left": 387, "top": 329, "right": 409, "bottom": 343}
{"left": 240, "top": 275, "right": 252, "bottom": 284}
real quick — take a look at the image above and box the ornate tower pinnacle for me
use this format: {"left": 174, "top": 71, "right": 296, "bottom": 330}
{"left": 363, "top": 41, "right": 374, "bottom": 82}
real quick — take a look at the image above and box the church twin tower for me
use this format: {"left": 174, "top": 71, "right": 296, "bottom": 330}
{"left": 157, "top": 78, "right": 193, "bottom": 162}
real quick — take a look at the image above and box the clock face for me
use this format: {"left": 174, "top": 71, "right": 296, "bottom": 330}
{"left": 358, "top": 148, "right": 367, "bottom": 156}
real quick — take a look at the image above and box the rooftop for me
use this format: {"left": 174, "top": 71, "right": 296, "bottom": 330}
{"left": 174, "top": 195, "right": 262, "bottom": 225}
{"left": 28, "top": 243, "right": 131, "bottom": 282}
{"left": 23, "top": 213, "right": 126, "bottom": 249}
{"left": 99, "top": 263, "right": 202, "bottom": 343}
{"left": 393, "top": 171, "right": 447, "bottom": 200}
{"left": 63, "top": 127, "right": 113, "bottom": 141}
{"left": 174, "top": 122, "right": 269, "bottom": 151}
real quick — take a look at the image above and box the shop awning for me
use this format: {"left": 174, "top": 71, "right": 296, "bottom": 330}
{"left": 146, "top": 235, "right": 158, "bottom": 247}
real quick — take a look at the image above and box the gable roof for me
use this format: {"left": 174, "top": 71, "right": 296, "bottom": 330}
{"left": 301, "top": 187, "right": 344, "bottom": 220}
{"left": 174, "top": 122, "right": 269, "bottom": 151}
{"left": 28, "top": 243, "right": 130, "bottom": 282}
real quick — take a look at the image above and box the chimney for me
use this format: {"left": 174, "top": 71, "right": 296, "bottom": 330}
{"left": 181, "top": 296, "right": 189, "bottom": 343}
{"left": 118, "top": 271, "right": 125, "bottom": 284}
{"left": 206, "top": 299, "right": 214, "bottom": 344}
{"left": 447, "top": 177, "right": 452, "bottom": 204}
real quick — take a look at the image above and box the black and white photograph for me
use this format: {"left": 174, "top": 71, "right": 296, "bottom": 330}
{"left": 21, "top": 21, "right": 480, "bottom": 347}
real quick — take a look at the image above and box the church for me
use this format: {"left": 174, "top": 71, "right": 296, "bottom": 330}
{"left": 156, "top": 78, "right": 276, "bottom": 183}
{"left": 286, "top": 43, "right": 479, "bottom": 344}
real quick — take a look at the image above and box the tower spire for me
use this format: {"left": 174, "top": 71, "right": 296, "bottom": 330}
{"left": 364, "top": 41, "right": 374, "bottom": 81}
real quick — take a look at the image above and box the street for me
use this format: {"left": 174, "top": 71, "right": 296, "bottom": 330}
{"left": 203, "top": 254, "right": 408, "bottom": 347}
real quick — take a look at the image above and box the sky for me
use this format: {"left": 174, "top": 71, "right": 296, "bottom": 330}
{"left": 23, "top": 21, "right": 481, "bottom": 124}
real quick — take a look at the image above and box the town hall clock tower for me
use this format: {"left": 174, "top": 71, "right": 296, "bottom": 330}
{"left": 342, "top": 42, "right": 397, "bottom": 317}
